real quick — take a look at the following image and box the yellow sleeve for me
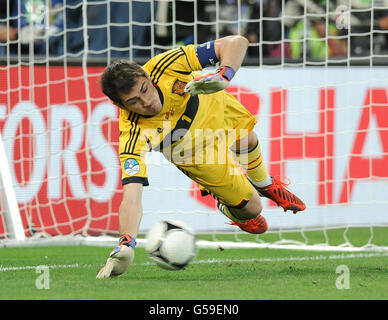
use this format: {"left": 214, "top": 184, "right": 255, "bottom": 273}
{"left": 143, "top": 45, "right": 203, "bottom": 83}
{"left": 119, "top": 113, "right": 150, "bottom": 186}
{"left": 120, "top": 153, "right": 148, "bottom": 186}
{"left": 178, "top": 44, "right": 203, "bottom": 72}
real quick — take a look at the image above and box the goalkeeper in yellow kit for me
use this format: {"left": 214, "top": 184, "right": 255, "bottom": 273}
{"left": 96, "top": 35, "right": 306, "bottom": 278}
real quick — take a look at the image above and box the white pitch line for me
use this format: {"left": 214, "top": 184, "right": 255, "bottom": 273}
{"left": 1, "top": 252, "right": 387, "bottom": 272}
{"left": 0, "top": 263, "right": 81, "bottom": 272}
{"left": 191, "top": 251, "right": 388, "bottom": 264}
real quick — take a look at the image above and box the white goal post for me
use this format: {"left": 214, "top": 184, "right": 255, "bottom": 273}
{"left": 1, "top": 0, "right": 388, "bottom": 252}
{"left": 0, "top": 131, "right": 24, "bottom": 241}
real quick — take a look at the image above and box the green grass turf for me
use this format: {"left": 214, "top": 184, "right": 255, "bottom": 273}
{"left": 0, "top": 227, "right": 388, "bottom": 300}
{"left": 196, "top": 226, "right": 388, "bottom": 248}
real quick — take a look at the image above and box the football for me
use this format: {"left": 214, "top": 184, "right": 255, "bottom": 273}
{"left": 145, "top": 220, "right": 197, "bottom": 270}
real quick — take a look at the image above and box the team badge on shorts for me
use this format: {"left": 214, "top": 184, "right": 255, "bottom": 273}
{"left": 172, "top": 79, "right": 187, "bottom": 96}
{"left": 124, "top": 158, "right": 140, "bottom": 176}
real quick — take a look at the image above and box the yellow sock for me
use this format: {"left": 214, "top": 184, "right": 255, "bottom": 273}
{"left": 233, "top": 140, "right": 270, "bottom": 184}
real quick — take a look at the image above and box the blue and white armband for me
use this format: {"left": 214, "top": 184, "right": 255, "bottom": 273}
{"left": 195, "top": 41, "right": 219, "bottom": 68}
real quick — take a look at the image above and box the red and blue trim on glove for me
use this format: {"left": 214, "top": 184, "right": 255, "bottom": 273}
{"left": 184, "top": 65, "right": 236, "bottom": 95}
{"left": 119, "top": 234, "right": 136, "bottom": 249}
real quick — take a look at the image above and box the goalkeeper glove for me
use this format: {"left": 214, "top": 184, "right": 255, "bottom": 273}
{"left": 184, "top": 66, "right": 235, "bottom": 95}
{"left": 96, "top": 234, "right": 136, "bottom": 279}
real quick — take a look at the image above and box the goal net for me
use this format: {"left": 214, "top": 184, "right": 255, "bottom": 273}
{"left": 1, "top": 0, "right": 388, "bottom": 251}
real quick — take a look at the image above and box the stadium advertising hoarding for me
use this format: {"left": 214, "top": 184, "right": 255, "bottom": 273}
{"left": 0, "top": 66, "right": 387, "bottom": 235}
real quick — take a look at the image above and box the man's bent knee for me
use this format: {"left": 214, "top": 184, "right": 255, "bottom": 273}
{"left": 230, "top": 190, "right": 262, "bottom": 220}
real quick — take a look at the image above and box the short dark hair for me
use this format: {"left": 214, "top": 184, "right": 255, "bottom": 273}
{"left": 100, "top": 60, "right": 147, "bottom": 106}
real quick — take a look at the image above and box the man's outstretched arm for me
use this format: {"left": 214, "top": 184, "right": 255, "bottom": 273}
{"left": 185, "top": 35, "right": 249, "bottom": 95}
{"left": 214, "top": 35, "right": 249, "bottom": 74}
{"left": 96, "top": 183, "right": 143, "bottom": 278}
{"left": 118, "top": 182, "right": 143, "bottom": 238}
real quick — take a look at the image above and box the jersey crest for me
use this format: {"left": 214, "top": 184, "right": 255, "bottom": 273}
{"left": 172, "top": 79, "right": 187, "bottom": 96}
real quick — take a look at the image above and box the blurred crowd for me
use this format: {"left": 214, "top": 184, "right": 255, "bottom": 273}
{"left": 1, "top": 0, "right": 388, "bottom": 61}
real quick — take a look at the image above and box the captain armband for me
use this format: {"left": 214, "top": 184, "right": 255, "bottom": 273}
{"left": 195, "top": 41, "right": 219, "bottom": 68}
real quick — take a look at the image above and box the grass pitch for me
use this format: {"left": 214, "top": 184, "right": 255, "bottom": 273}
{"left": 1, "top": 228, "right": 388, "bottom": 301}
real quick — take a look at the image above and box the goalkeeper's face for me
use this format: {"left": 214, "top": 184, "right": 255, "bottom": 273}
{"left": 118, "top": 75, "right": 162, "bottom": 116}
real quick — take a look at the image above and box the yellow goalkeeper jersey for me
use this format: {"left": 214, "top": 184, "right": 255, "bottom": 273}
{"left": 118, "top": 44, "right": 256, "bottom": 187}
